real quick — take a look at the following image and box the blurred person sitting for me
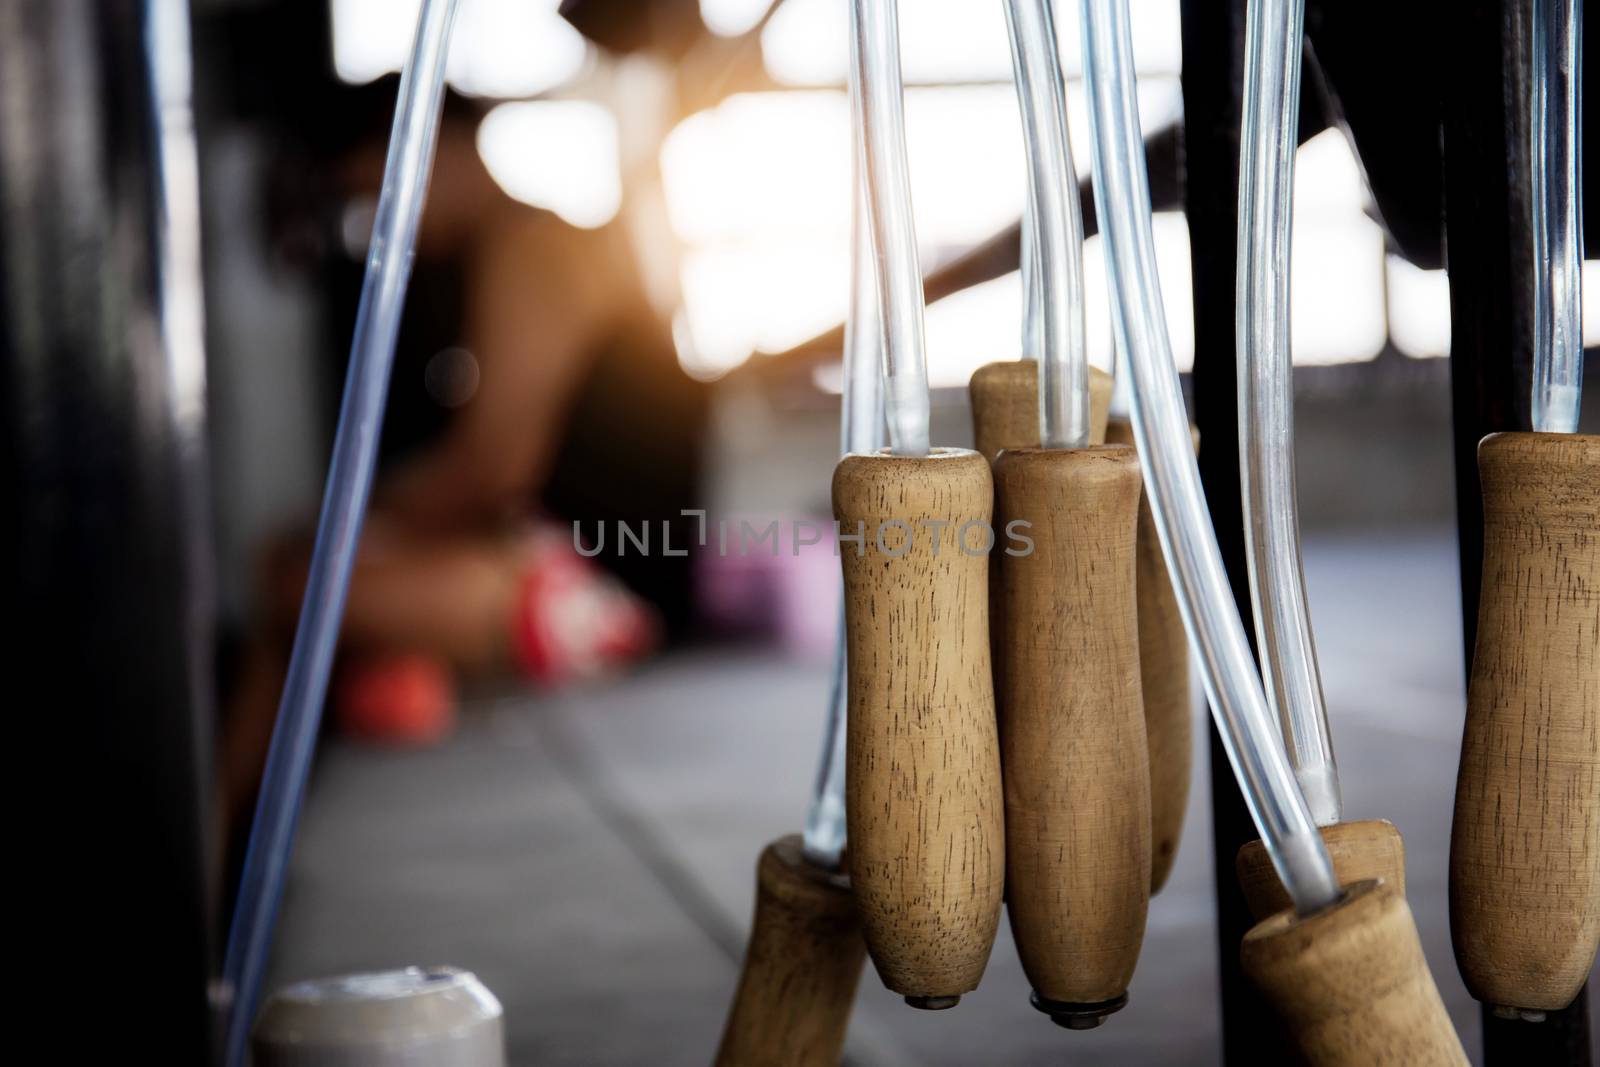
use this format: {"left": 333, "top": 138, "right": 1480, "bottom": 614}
{"left": 219, "top": 77, "right": 706, "bottom": 838}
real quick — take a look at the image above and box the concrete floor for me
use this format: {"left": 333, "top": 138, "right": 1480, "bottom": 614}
{"left": 266, "top": 526, "right": 1597, "bottom": 1065}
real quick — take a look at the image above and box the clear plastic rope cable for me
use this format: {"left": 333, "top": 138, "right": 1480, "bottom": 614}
{"left": 804, "top": 81, "right": 885, "bottom": 868}
{"left": 1079, "top": 0, "right": 1339, "bottom": 914}
{"left": 1022, "top": 193, "right": 1045, "bottom": 362}
{"left": 1531, "top": 0, "right": 1583, "bottom": 433}
{"left": 1006, "top": 0, "right": 1091, "bottom": 450}
{"left": 1237, "top": 0, "right": 1341, "bottom": 826}
{"left": 218, "top": 2, "right": 461, "bottom": 1062}
{"left": 850, "top": 0, "right": 930, "bottom": 457}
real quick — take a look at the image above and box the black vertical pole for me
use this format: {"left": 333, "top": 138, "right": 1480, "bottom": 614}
{"left": 1444, "top": 0, "right": 1533, "bottom": 654}
{"left": 1178, "top": 2, "right": 1298, "bottom": 1063}
{"left": 1442, "top": 0, "right": 1593, "bottom": 1062}
{"left": 3, "top": 1, "right": 216, "bottom": 1060}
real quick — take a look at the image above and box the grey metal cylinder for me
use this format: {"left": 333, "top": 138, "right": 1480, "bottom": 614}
{"left": 252, "top": 967, "right": 505, "bottom": 1067}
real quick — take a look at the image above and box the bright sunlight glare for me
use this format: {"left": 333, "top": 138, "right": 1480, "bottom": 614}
{"left": 331, "top": 0, "right": 588, "bottom": 98}
{"left": 477, "top": 101, "right": 622, "bottom": 229}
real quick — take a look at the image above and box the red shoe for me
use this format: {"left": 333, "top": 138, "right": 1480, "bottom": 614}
{"left": 511, "top": 529, "right": 658, "bottom": 686}
{"left": 334, "top": 654, "right": 456, "bottom": 746}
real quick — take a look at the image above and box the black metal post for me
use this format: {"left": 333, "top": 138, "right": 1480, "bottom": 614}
{"left": 2, "top": 1, "right": 216, "bottom": 1060}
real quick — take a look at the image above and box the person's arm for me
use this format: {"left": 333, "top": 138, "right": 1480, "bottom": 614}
{"left": 381, "top": 206, "right": 608, "bottom": 531}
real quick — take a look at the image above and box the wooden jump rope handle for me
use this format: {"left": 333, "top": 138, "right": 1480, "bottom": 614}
{"left": 994, "top": 444, "right": 1150, "bottom": 1025}
{"left": 1106, "top": 416, "right": 1194, "bottom": 894}
{"left": 1449, "top": 431, "right": 1600, "bottom": 1014}
{"left": 968, "top": 361, "right": 1113, "bottom": 462}
{"left": 1235, "top": 818, "right": 1405, "bottom": 921}
{"left": 713, "top": 835, "right": 866, "bottom": 1067}
{"left": 971, "top": 365, "right": 1192, "bottom": 898}
{"left": 971, "top": 363, "right": 1112, "bottom": 763}
{"left": 1242, "top": 879, "right": 1469, "bottom": 1066}
{"left": 833, "top": 449, "right": 1005, "bottom": 1007}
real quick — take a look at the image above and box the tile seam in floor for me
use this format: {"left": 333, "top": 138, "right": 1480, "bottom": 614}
{"left": 519, "top": 696, "right": 749, "bottom": 964}
{"left": 514, "top": 694, "right": 914, "bottom": 1067}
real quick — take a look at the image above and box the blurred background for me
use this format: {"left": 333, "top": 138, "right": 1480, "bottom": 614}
{"left": 5, "top": 0, "right": 1596, "bottom": 1063}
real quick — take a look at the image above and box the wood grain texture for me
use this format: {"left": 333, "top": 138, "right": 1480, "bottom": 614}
{"left": 993, "top": 445, "right": 1150, "bottom": 1008}
{"left": 1241, "top": 879, "right": 1468, "bottom": 1066}
{"left": 969, "top": 364, "right": 1112, "bottom": 706}
{"left": 1449, "top": 431, "right": 1600, "bottom": 1012}
{"left": 967, "top": 361, "right": 1113, "bottom": 462}
{"left": 1236, "top": 819, "right": 1406, "bottom": 921}
{"left": 714, "top": 835, "right": 866, "bottom": 1067}
{"left": 1106, "top": 416, "right": 1194, "bottom": 894}
{"left": 833, "top": 449, "right": 1005, "bottom": 1003}
{"left": 968, "top": 362, "right": 1110, "bottom": 741}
